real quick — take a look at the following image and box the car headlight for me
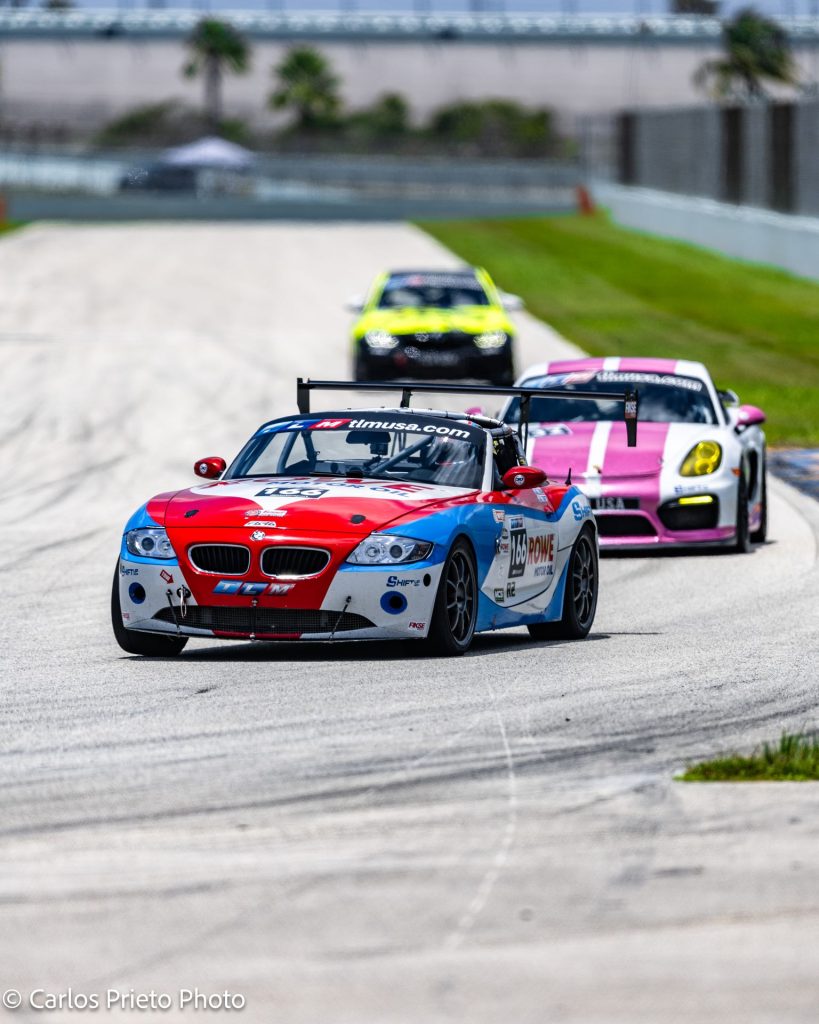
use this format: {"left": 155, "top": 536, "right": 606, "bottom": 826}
{"left": 125, "top": 528, "right": 176, "bottom": 559}
{"left": 473, "top": 331, "right": 508, "bottom": 349}
{"left": 680, "top": 441, "right": 722, "bottom": 476}
{"left": 347, "top": 533, "right": 433, "bottom": 565}
{"left": 364, "top": 330, "right": 399, "bottom": 350}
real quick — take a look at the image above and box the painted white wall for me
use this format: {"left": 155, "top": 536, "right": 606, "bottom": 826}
{"left": 0, "top": 38, "right": 728, "bottom": 128}
{"left": 594, "top": 182, "right": 819, "bottom": 282}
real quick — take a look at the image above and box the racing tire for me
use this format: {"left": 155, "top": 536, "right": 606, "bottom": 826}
{"left": 750, "top": 463, "right": 768, "bottom": 544}
{"left": 734, "top": 475, "right": 753, "bottom": 554}
{"left": 527, "top": 527, "right": 598, "bottom": 642}
{"left": 353, "top": 354, "right": 372, "bottom": 383}
{"left": 111, "top": 564, "right": 187, "bottom": 657}
{"left": 426, "top": 539, "right": 478, "bottom": 656}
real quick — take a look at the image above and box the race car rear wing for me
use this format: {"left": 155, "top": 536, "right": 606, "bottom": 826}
{"left": 295, "top": 378, "right": 639, "bottom": 448}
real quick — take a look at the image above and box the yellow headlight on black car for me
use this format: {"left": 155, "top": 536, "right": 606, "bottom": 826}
{"left": 680, "top": 441, "right": 722, "bottom": 476}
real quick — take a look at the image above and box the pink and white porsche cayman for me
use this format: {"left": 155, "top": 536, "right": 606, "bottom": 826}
{"left": 501, "top": 358, "right": 767, "bottom": 551}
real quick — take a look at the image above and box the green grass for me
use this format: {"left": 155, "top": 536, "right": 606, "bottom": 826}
{"left": 420, "top": 213, "right": 819, "bottom": 446}
{"left": 679, "top": 733, "right": 819, "bottom": 782}
{"left": 0, "top": 221, "right": 25, "bottom": 238}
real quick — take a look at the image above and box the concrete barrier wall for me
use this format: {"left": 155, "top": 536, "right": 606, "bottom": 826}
{"left": 593, "top": 182, "right": 819, "bottom": 282}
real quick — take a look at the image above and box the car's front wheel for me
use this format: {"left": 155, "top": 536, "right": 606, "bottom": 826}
{"left": 734, "top": 475, "right": 753, "bottom": 554}
{"left": 426, "top": 539, "right": 478, "bottom": 656}
{"left": 111, "top": 563, "right": 187, "bottom": 657}
{"left": 527, "top": 527, "right": 598, "bottom": 642}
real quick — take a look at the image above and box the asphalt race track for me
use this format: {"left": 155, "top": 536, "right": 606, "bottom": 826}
{"left": 1, "top": 223, "right": 818, "bottom": 1024}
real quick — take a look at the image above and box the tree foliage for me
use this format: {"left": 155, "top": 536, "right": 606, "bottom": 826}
{"left": 183, "top": 19, "right": 250, "bottom": 128}
{"left": 270, "top": 47, "right": 342, "bottom": 131}
{"left": 695, "top": 7, "right": 798, "bottom": 99}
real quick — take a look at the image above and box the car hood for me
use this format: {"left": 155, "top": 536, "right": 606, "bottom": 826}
{"left": 528, "top": 421, "right": 724, "bottom": 480}
{"left": 149, "top": 476, "right": 474, "bottom": 537}
{"left": 355, "top": 305, "right": 512, "bottom": 338}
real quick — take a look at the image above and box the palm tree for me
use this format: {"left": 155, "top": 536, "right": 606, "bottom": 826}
{"left": 270, "top": 47, "right": 341, "bottom": 131}
{"left": 184, "top": 19, "right": 250, "bottom": 130}
{"left": 695, "top": 8, "right": 798, "bottom": 99}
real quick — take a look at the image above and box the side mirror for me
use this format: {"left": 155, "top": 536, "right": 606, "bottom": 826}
{"left": 718, "top": 388, "right": 740, "bottom": 408}
{"left": 345, "top": 295, "right": 365, "bottom": 314}
{"left": 500, "top": 292, "right": 524, "bottom": 312}
{"left": 735, "top": 404, "right": 766, "bottom": 431}
{"left": 502, "top": 465, "right": 547, "bottom": 490}
{"left": 194, "top": 457, "right": 226, "bottom": 479}
{"left": 465, "top": 405, "right": 485, "bottom": 416}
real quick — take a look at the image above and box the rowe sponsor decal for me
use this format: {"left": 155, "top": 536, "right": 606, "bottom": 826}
{"left": 528, "top": 534, "right": 555, "bottom": 578}
{"left": 213, "top": 580, "right": 294, "bottom": 596}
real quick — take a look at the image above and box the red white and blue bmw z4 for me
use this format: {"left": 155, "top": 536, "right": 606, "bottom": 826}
{"left": 112, "top": 380, "right": 637, "bottom": 657}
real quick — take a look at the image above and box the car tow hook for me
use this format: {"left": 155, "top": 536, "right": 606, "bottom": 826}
{"left": 165, "top": 588, "right": 180, "bottom": 633}
{"left": 329, "top": 596, "right": 352, "bottom": 642}
{"left": 176, "top": 586, "right": 191, "bottom": 620}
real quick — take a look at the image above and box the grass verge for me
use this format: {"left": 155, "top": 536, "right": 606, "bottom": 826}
{"left": 679, "top": 733, "right": 819, "bottom": 781}
{"left": 0, "top": 221, "right": 25, "bottom": 238}
{"left": 420, "top": 213, "right": 819, "bottom": 446}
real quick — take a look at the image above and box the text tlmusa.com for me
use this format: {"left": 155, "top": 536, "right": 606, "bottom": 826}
{"left": 1, "top": 989, "right": 246, "bottom": 1012}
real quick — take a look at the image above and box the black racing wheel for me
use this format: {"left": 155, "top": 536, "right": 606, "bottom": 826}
{"left": 734, "top": 475, "right": 753, "bottom": 553}
{"left": 426, "top": 539, "right": 478, "bottom": 656}
{"left": 527, "top": 527, "right": 598, "bottom": 641}
{"left": 751, "top": 461, "right": 768, "bottom": 544}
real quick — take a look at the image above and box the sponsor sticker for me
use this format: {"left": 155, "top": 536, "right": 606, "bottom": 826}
{"left": 597, "top": 370, "right": 704, "bottom": 392}
{"left": 528, "top": 534, "right": 555, "bottom": 577}
{"left": 256, "top": 485, "right": 328, "bottom": 499}
{"left": 531, "top": 425, "right": 572, "bottom": 438}
{"left": 494, "top": 588, "right": 505, "bottom": 604}
{"left": 572, "top": 500, "right": 593, "bottom": 522}
{"left": 408, "top": 621, "right": 426, "bottom": 631}
{"left": 346, "top": 418, "right": 473, "bottom": 441}
{"left": 492, "top": 509, "right": 506, "bottom": 524}
{"left": 160, "top": 569, "right": 174, "bottom": 584}
{"left": 213, "top": 580, "right": 294, "bottom": 596}
{"left": 506, "top": 582, "right": 516, "bottom": 598}
{"left": 120, "top": 564, "right": 139, "bottom": 577}
{"left": 387, "top": 575, "right": 421, "bottom": 588}
{"left": 508, "top": 524, "right": 527, "bottom": 579}
{"left": 244, "top": 509, "right": 287, "bottom": 518}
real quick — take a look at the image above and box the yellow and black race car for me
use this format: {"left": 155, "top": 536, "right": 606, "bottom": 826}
{"left": 348, "top": 267, "right": 521, "bottom": 385}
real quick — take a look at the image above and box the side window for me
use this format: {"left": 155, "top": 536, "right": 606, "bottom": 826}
{"left": 492, "top": 434, "right": 524, "bottom": 487}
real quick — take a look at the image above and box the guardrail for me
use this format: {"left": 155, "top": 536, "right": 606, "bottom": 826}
{"left": 5, "top": 9, "right": 819, "bottom": 43}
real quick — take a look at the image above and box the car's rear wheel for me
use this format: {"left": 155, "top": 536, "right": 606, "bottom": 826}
{"left": 527, "top": 527, "right": 598, "bottom": 642}
{"left": 354, "top": 350, "right": 377, "bottom": 383}
{"left": 750, "top": 463, "right": 768, "bottom": 544}
{"left": 111, "top": 563, "right": 187, "bottom": 657}
{"left": 426, "top": 539, "right": 478, "bottom": 656}
{"left": 734, "top": 475, "right": 753, "bottom": 553}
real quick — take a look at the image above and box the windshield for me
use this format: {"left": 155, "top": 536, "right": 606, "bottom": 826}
{"left": 227, "top": 414, "right": 485, "bottom": 490}
{"left": 377, "top": 274, "right": 489, "bottom": 309}
{"left": 505, "top": 371, "right": 718, "bottom": 425}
